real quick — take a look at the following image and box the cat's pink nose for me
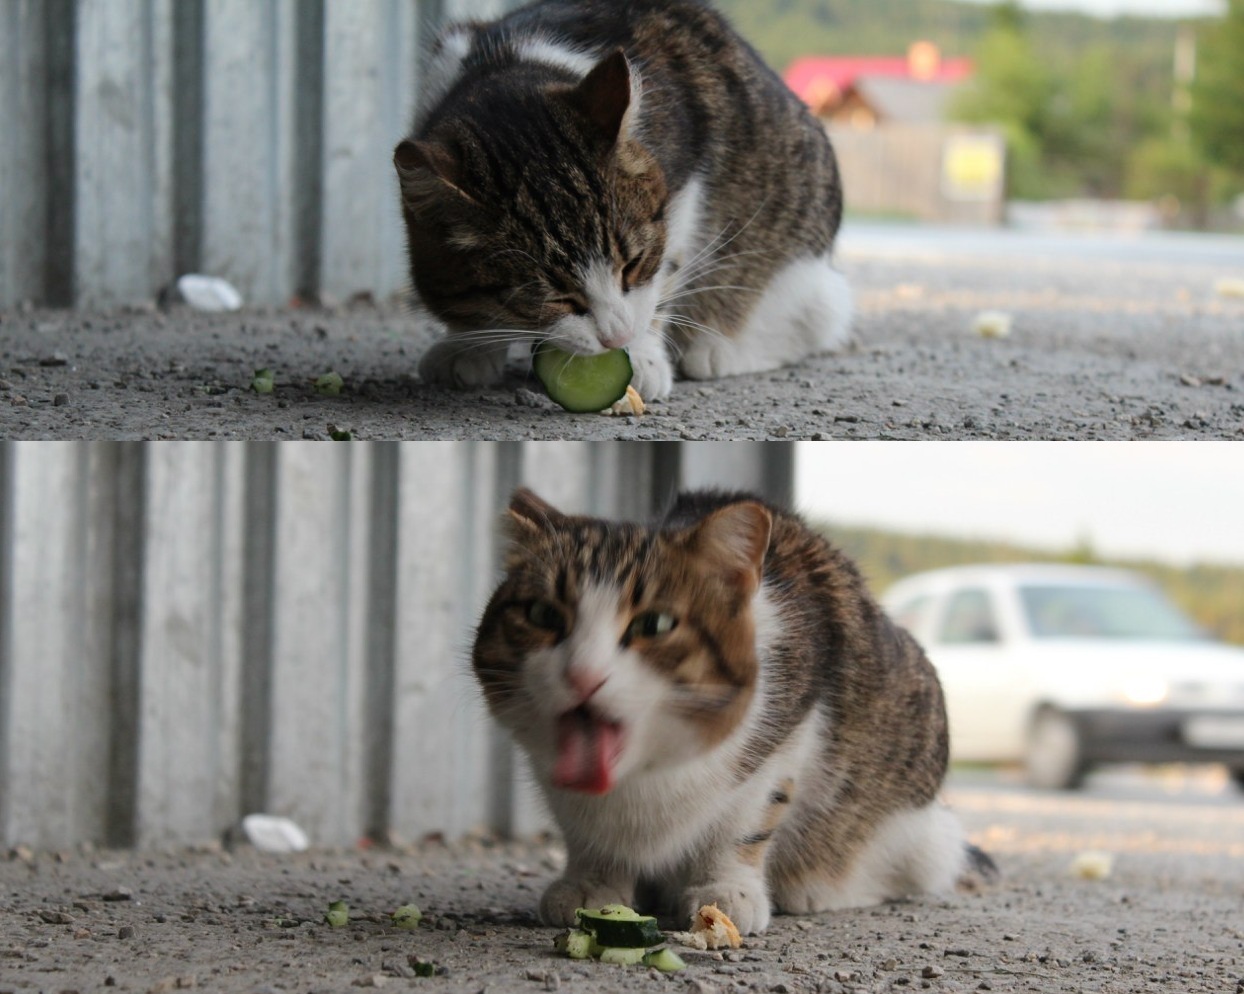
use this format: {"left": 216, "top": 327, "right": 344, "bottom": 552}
{"left": 566, "top": 667, "right": 607, "bottom": 705}
{"left": 600, "top": 334, "right": 630, "bottom": 350}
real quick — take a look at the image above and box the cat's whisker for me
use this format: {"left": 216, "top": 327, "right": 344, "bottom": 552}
{"left": 659, "top": 314, "right": 731, "bottom": 346}
{"left": 672, "top": 197, "right": 776, "bottom": 290}
{"left": 658, "top": 283, "right": 764, "bottom": 305}
{"left": 670, "top": 245, "right": 777, "bottom": 282}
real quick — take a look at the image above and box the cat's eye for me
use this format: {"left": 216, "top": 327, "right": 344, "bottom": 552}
{"left": 621, "top": 255, "right": 645, "bottom": 290}
{"left": 526, "top": 600, "right": 565, "bottom": 633}
{"left": 548, "top": 296, "right": 589, "bottom": 318}
{"left": 625, "top": 611, "right": 677, "bottom": 642}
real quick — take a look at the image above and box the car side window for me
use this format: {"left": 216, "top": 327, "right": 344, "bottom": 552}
{"left": 889, "top": 595, "right": 932, "bottom": 634}
{"left": 937, "top": 588, "right": 1001, "bottom": 644}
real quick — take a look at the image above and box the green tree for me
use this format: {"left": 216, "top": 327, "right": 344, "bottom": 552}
{"left": 1189, "top": 0, "right": 1244, "bottom": 175}
{"left": 951, "top": 7, "right": 1061, "bottom": 197}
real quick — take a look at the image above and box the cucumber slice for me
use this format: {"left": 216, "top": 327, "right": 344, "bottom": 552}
{"left": 576, "top": 905, "right": 663, "bottom": 948}
{"left": 553, "top": 928, "right": 598, "bottom": 960}
{"left": 642, "top": 948, "right": 687, "bottom": 972}
{"left": 391, "top": 904, "right": 422, "bottom": 929}
{"left": 324, "top": 900, "right": 349, "bottom": 928}
{"left": 598, "top": 946, "right": 647, "bottom": 966}
{"left": 532, "top": 344, "right": 633, "bottom": 413}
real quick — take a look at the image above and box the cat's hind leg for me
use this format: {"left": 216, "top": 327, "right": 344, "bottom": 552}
{"left": 418, "top": 334, "right": 510, "bottom": 389}
{"left": 772, "top": 803, "right": 969, "bottom": 913}
{"left": 678, "top": 254, "right": 852, "bottom": 381}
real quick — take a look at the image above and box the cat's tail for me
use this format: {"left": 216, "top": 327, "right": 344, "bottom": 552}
{"left": 820, "top": 263, "right": 854, "bottom": 352}
{"left": 956, "top": 843, "right": 1000, "bottom": 894}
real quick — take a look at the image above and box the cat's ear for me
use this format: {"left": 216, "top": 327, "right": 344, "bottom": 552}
{"left": 688, "top": 502, "right": 772, "bottom": 591}
{"left": 394, "top": 139, "right": 475, "bottom": 204}
{"left": 505, "top": 487, "right": 566, "bottom": 538}
{"left": 569, "top": 49, "right": 635, "bottom": 146}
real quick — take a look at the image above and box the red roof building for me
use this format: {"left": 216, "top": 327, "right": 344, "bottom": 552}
{"left": 785, "top": 42, "right": 973, "bottom": 124}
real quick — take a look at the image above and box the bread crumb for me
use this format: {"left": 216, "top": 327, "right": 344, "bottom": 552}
{"left": 602, "top": 384, "right": 645, "bottom": 416}
{"left": 691, "top": 904, "right": 742, "bottom": 949}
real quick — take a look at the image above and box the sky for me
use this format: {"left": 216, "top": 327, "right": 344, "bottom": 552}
{"left": 950, "top": 0, "right": 1222, "bottom": 16}
{"left": 796, "top": 442, "right": 1244, "bottom": 568}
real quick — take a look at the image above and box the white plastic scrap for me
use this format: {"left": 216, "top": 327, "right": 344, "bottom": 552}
{"left": 178, "top": 274, "right": 243, "bottom": 312}
{"left": 1069, "top": 850, "right": 1114, "bottom": 880}
{"left": 972, "top": 310, "right": 1013, "bottom": 339}
{"left": 1215, "top": 277, "right": 1244, "bottom": 299}
{"left": 241, "top": 814, "right": 310, "bottom": 853}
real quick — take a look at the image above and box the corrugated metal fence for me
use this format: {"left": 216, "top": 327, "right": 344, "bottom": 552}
{"left": 0, "top": 441, "right": 794, "bottom": 851}
{"left": 0, "top": 0, "right": 517, "bottom": 310}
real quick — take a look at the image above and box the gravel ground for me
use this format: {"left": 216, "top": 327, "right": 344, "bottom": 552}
{"left": 3, "top": 769, "right": 1242, "bottom": 994}
{"left": 2, "top": 228, "right": 1242, "bottom": 441}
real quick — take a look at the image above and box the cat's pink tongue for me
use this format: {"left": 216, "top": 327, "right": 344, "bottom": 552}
{"left": 553, "top": 712, "right": 621, "bottom": 795}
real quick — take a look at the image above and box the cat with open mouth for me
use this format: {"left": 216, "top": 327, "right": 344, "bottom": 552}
{"left": 472, "top": 488, "right": 993, "bottom": 935}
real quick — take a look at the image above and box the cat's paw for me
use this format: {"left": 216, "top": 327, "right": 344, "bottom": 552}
{"left": 678, "top": 337, "right": 771, "bottom": 382}
{"left": 418, "top": 338, "right": 509, "bottom": 389}
{"left": 681, "top": 878, "right": 771, "bottom": 935}
{"left": 539, "top": 876, "right": 635, "bottom": 928}
{"left": 627, "top": 337, "right": 675, "bottom": 401}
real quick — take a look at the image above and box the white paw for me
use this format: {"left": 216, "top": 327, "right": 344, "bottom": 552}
{"left": 627, "top": 337, "right": 674, "bottom": 401}
{"left": 418, "top": 338, "right": 508, "bottom": 389}
{"left": 682, "top": 877, "right": 771, "bottom": 935}
{"left": 678, "top": 336, "right": 775, "bottom": 382}
{"left": 539, "top": 876, "right": 635, "bottom": 928}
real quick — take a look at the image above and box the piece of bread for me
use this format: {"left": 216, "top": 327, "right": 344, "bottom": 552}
{"left": 691, "top": 904, "right": 742, "bottom": 949}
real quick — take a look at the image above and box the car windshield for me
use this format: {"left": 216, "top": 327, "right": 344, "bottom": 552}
{"left": 1018, "top": 583, "right": 1206, "bottom": 641}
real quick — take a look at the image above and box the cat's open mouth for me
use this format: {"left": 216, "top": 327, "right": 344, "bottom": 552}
{"left": 552, "top": 705, "right": 625, "bottom": 796}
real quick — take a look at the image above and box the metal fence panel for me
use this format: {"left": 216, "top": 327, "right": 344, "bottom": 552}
{"left": 0, "top": 441, "right": 792, "bottom": 850}
{"left": 135, "top": 443, "right": 245, "bottom": 847}
{"left": 0, "top": 2, "right": 52, "bottom": 307}
{"left": 0, "top": 0, "right": 519, "bottom": 309}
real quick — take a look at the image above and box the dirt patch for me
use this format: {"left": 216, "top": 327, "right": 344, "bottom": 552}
{"left": 2, "top": 242, "right": 1243, "bottom": 441}
{"left": 3, "top": 775, "right": 1242, "bottom": 994}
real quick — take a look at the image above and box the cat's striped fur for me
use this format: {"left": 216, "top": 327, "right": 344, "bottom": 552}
{"left": 395, "top": 0, "right": 852, "bottom": 401}
{"left": 472, "top": 489, "right": 991, "bottom": 934}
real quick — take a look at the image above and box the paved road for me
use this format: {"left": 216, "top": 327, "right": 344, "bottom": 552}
{"left": 2, "top": 224, "right": 1243, "bottom": 440}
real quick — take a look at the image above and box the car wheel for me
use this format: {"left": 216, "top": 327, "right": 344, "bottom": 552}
{"left": 1230, "top": 768, "right": 1244, "bottom": 791}
{"left": 1025, "top": 707, "right": 1087, "bottom": 790}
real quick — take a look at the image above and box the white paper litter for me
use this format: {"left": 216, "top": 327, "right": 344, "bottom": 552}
{"left": 177, "top": 274, "right": 244, "bottom": 312}
{"left": 241, "top": 814, "right": 309, "bottom": 853}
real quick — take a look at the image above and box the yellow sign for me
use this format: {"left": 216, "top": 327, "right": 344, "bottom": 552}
{"left": 942, "top": 134, "right": 1005, "bottom": 202}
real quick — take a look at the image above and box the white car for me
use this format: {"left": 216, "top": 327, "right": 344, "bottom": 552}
{"left": 881, "top": 564, "right": 1244, "bottom": 789}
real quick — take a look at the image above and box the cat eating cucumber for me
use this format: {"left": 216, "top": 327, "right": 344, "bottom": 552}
{"left": 532, "top": 343, "right": 633, "bottom": 413}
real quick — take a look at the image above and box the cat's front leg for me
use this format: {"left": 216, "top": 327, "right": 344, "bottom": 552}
{"left": 626, "top": 327, "right": 675, "bottom": 401}
{"left": 418, "top": 335, "right": 510, "bottom": 389}
{"left": 680, "top": 863, "right": 771, "bottom": 935}
{"left": 539, "top": 864, "right": 636, "bottom": 927}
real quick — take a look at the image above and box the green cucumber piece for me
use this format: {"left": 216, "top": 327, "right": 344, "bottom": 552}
{"left": 324, "top": 900, "right": 349, "bottom": 928}
{"left": 642, "top": 948, "right": 687, "bottom": 972}
{"left": 554, "top": 928, "right": 598, "bottom": 960}
{"left": 391, "top": 904, "right": 422, "bottom": 929}
{"left": 598, "top": 946, "right": 647, "bottom": 966}
{"left": 532, "top": 344, "right": 633, "bottom": 413}
{"left": 576, "top": 905, "right": 663, "bottom": 948}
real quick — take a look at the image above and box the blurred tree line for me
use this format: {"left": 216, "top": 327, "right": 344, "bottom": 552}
{"left": 951, "top": 1, "right": 1244, "bottom": 219}
{"left": 715, "top": 0, "right": 1244, "bottom": 223}
{"left": 818, "top": 523, "right": 1244, "bottom": 646}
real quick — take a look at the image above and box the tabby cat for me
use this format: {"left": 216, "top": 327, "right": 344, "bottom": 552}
{"left": 472, "top": 489, "right": 991, "bottom": 934}
{"left": 394, "top": 0, "right": 851, "bottom": 401}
